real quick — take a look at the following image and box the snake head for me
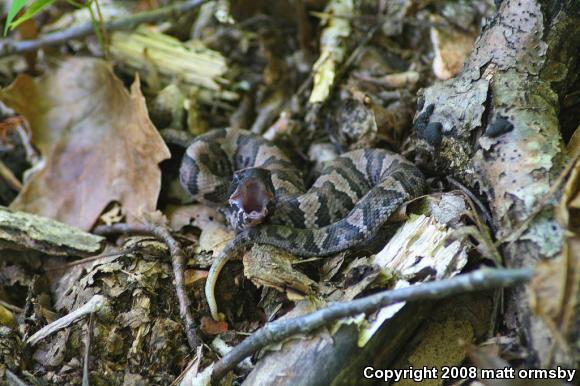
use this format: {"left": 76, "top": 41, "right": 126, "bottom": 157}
{"left": 227, "top": 168, "right": 276, "bottom": 230}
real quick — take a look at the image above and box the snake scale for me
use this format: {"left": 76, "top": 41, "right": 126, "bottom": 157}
{"left": 179, "top": 128, "right": 425, "bottom": 320}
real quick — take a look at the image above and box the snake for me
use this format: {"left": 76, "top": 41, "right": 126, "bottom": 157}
{"left": 179, "top": 128, "right": 425, "bottom": 320}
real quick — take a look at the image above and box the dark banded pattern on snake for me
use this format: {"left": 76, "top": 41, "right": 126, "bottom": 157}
{"left": 179, "top": 128, "right": 425, "bottom": 319}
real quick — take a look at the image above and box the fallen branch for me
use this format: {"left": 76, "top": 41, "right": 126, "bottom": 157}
{"left": 93, "top": 223, "right": 200, "bottom": 349}
{"left": 211, "top": 267, "right": 533, "bottom": 382}
{"left": 0, "top": 0, "right": 206, "bottom": 58}
{"left": 0, "top": 206, "right": 104, "bottom": 257}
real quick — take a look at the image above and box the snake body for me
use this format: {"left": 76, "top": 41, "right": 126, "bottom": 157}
{"left": 180, "top": 128, "right": 425, "bottom": 319}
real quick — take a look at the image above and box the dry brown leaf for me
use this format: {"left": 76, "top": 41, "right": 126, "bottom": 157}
{"left": 531, "top": 153, "right": 580, "bottom": 353}
{"left": 0, "top": 57, "right": 170, "bottom": 230}
{"left": 557, "top": 155, "right": 580, "bottom": 341}
{"left": 468, "top": 343, "right": 527, "bottom": 386}
{"left": 567, "top": 124, "right": 580, "bottom": 157}
{"left": 430, "top": 15, "right": 478, "bottom": 80}
{"left": 183, "top": 269, "right": 208, "bottom": 286}
{"left": 530, "top": 257, "right": 567, "bottom": 319}
{"left": 200, "top": 316, "right": 229, "bottom": 335}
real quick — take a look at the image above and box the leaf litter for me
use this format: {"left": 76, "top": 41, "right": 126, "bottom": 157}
{"left": 0, "top": 57, "right": 171, "bottom": 230}
{"left": 1, "top": 0, "right": 575, "bottom": 385}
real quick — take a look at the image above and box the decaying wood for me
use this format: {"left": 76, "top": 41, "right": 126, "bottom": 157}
{"left": 109, "top": 28, "right": 237, "bottom": 102}
{"left": 390, "top": 292, "right": 497, "bottom": 384}
{"left": 244, "top": 244, "right": 318, "bottom": 294}
{"left": 243, "top": 303, "right": 432, "bottom": 386}
{"left": 0, "top": 205, "right": 104, "bottom": 257}
{"left": 212, "top": 268, "right": 533, "bottom": 383}
{"left": 414, "top": 0, "right": 580, "bottom": 367}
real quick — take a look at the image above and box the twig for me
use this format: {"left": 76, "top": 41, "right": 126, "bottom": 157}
{"left": 26, "top": 294, "right": 108, "bottom": 346}
{"left": 86, "top": 0, "right": 107, "bottom": 59}
{"left": 295, "top": 21, "right": 380, "bottom": 106}
{"left": 304, "top": 22, "right": 380, "bottom": 140}
{"left": 0, "top": 299, "right": 24, "bottom": 313}
{"left": 14, "top": 123, "right": 39, "bottom": 165}
{"left": 211, "top": 268, "right": 533, "bottom": 382}
{"left": 334, "top": 23, "right": 380, "bottom": 88}
{"left": 171, "top": 345, "right": 204, "bottom": 386}
{"left": 309, "top": 11, "right": 384, "bottom": 22}
{"left": 5, "top": 370, "right": 30, "bottom": 386}
{"left": 447, "top": 176, "right": 494, "bottom": 229}
{"left": 82, "top": 312, "right": 95, "bottom": 386}
{"left": 0, "top": 159, "right": 22, "bottom": 191}
{"left": 43, "top": 244, "right": 144, "bottom": 273}
{"left": 0, "top": 0, "right": 207, "bottom": 58}
{"left": 93, "top": 223, "right": 200, "bottom": 349}
{"left": 450, "top": 226, "right": 503, "bottom": 266}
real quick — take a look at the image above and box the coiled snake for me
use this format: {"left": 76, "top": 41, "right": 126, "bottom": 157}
{"left": 180, "top": 128, "right": 425, "bottom": 320}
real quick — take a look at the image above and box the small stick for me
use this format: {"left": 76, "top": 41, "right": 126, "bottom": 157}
{"left": 5, "top": 370, "right": 31, "bottom": 386}
{"left": 26, "top": 294, "right": 108, "bottom": 346}
{"left": 82, "top": 312, "right": 95, "bottom": 386}
{"left": 446, "top": 176, "right": 494, "bottom": 230}
{"left": 0, "top": 0, "right": 206, "bottom": 58}
{"left": 94, "top": 223, "right": 200, "bottom": 349}
{"left": 210, "top": 267, "right": 533, "bottom": 382}
{"left": 0, "top": 159, "right": 22, "bottom": 191}
{"left": 294, "top": 21, "right": 380, "bottom": 107}
{"left": 0, "top": 299, "right": 23, "bottom": 313}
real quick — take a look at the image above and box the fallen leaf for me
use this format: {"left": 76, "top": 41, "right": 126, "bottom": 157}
{"left": 286, "top": 288, "right": 306, "bottom": 302}
{"left": 430, "top": 15, "right": 478, "bottom": 80}
{"left": 529, "top": 257, "right": 567, "bottom": 319}
{"left": 536, "top": 153, "right": 580, "bottom": 350}
{"left": 183, "top": 269, "right": 208, "bottom": 286}
{"left": 567, "top": 124, "right": 580, "bottom": 157}
{"left": 468, "top": 342, "right": 526, "bottom": 386}
{"left": 0, "top": 304, "right": 17, "bottom": 329}
{"left": 165, "top": 204, "right": 225, "bottom": 231}
{"left": 200, "top": 316, "right": 228, "bottom": 335}
{"left": 0, "top": 57, "right": 171, "bottom": 230}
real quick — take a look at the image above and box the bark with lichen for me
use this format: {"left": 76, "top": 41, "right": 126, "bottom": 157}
{"left": 415, "top": 0, "right": 579, "bottom": 367}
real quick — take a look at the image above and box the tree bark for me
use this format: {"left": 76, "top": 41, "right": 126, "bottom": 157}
{"left": 415, "top": 0, "right": 580, "bottom": 367}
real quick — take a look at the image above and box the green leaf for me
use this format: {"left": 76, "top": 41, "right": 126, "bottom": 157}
{"left": 4, "top": 0, "right": 28, "bottom": 35}
{"left": 9, "top": 0, "right": 57, "bottom": 31}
